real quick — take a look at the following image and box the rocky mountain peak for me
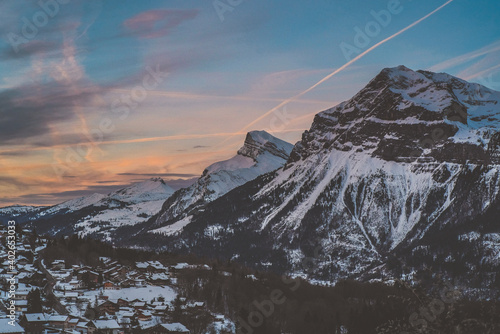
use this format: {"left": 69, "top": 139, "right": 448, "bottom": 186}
{"left": 288, "top": 66, "right": 500, "bottom": 165}
{"left": 237, "top": 130, "right": 293, "bottom": 161}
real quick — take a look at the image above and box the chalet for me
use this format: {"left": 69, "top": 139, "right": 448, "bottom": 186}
{"left": 0, "top": 319, "right": 25, "bottom": 334}
{"left": 119, "top": 310, "right": 135, "bottom": 319}
{"left": 14, "top": 299, "right": 28, "bottom": 312}
{"left": 69, "top": 279, "right": 82, "bottom": 289}
{"left": 103, "top": 281, "right": 119, "bottom": 290}
{"left": 88, "top": 271, "right": 100, "bottom": 283}
{"left": 133, "top": 278, "right": 146, "bottom": 287}
{"left": 86, "top": 320, "right": 120, "bottom": 334}
{"left": 68, "top": 318, "right": 80, "bottom": 330}
{"left": 117, "top": 298, "right": 129, "bottom": 307}
{"left": 20, "top": 313, "right": 47, "bottom": 334}
{"left": 16, "top": 255, "right": 29, "bottom": 266}
{"left": 13, "top": 290, "right": 29, "bottom": 300}
{"left": 119, "top": 279, "right": 135, "bottom": 288}
{"left": 132, "top": 301, "right": 146, "bottom": 310}
{"left": 135, "top": 262, "right": 149, "bottom": 272}
{"left": 47, "top": 315, "right": 70, "bottom": 330}
{"left": 170, "top": 263, "right": 190, "bottom": 272}
{"left": 16, "top": 246, "right": 31, "bottom": 257}
{"left": 76, "top": 321, "right": 89, "bottom": 334}
{"left": 98, "top": 300, "right": 119, "bottom": 315}
{"left": 152, "top": 305, "right": 168, "bottom": 316}
{"left": 145, "top": 323, "right": 190, "bottom": 334}
{"left": 117, "top": 317, "right": 130, "bottom": 331}
{"left": 52, "top": 260, "right": 65, "bottom": 270}
{"left": 149, "top": 273, "right": 170, "bottom": 285}
{"left": 186, "top": 301, "right": 205, "bottom": 309}
{"left": 64, "top": 291, "right": 79, "bottom": 301}
{"left": 103, "top": 267, "right": 119, "bottom": 279}
{"left": 76, "top": 266, "right": 92, "bottom": 275}
{"left": 109, "top": 271, "right": 123, "bottom": 282}
{"left": 136, "top": 310, "right": 152, "bottom": 321}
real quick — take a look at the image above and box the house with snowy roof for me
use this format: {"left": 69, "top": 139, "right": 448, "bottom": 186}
{"left": 20, "top": 313, "right": 47, "bottom": 333}
{"left": 145, "top": 322, "right": 190, "bottom": 333}
{"left": 0, "top": 319, "right": 25, "bottom": 334}
{"left": 47, "top": 315, "right": 69, "bottom": 330}
{"left": 86, "top": 319, "right": 120, "bottom": 334}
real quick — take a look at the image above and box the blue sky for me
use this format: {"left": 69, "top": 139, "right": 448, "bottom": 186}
{"left": 0, "top": 0, "right": 499, "bottom": 205}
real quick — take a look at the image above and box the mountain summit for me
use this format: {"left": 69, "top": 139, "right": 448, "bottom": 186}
{"left": 151, "top": 130, "right": 293, "bottom": 234}
{"left": 290, "top": 65, "right": 500, "bottom": 165}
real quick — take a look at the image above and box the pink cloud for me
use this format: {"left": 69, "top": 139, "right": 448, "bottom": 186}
{"left": 124, "top": 9, "right": 199, "bottom": 39}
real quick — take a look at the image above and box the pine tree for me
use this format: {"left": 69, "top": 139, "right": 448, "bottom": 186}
{"left": 27, "top": 289, "right": 43, "bottom": 313}
{"left": 172, "top": 295, "right": 183, "bottom": 322}
{"left": 98, "top": 273, "right": 103, "bottom": 285}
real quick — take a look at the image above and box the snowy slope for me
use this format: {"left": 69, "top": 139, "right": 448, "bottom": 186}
{"left": 73, "top": 178, "right": 176, "bottom": 240}
{"left": 0, "top": 205, "right": 46, "bottom": 220}
{"left": 107, "top": 178, "right": 175, "bottom": 204}
{"left": 42, "top": 193, "right": 107, "bottom": 215}
{"left": 15, "top": 178, "right": 175, "bottom": 240}
{"left": 151, "top": 130, "right": 293, "bottom": 232}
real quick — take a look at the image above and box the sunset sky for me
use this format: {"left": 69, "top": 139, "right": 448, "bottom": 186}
{"left": 0, "top": 0, "right": 499, "bottom": 206}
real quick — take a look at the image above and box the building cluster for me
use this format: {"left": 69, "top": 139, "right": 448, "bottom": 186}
{"left": 0, "top": 230, "right": 234, "bottom": 333}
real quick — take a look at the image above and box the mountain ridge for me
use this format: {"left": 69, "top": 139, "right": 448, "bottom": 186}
{"left": 139, "top": 66, "right": 500, "bottom": 296}
{"left": 151, "top": 130, "right": 294, "bottom": 233}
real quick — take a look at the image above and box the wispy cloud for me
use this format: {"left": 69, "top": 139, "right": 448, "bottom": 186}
{"left": 123, "top": 9, "right": 199, "bottom": 39}
{"left": 0, "top": 81, "right": 101, "bottom": 144}
{"left": 428, "top": 40, "right": 500, "bottom": 75}
{"left": 0, "top": 40, "right": 57, "bottom": 60}
{"left": 0, "top": 176, "right": 29, "bottom": 191}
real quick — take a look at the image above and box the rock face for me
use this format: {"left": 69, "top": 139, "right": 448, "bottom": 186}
{"left": 290, "top": 66, "right": 499, "bottom": 165}
{"left": 150, "top": 66, "right": 500, "bottom": 293}
{"left": 150, "top": 130, "right": 293, "bottom": 234}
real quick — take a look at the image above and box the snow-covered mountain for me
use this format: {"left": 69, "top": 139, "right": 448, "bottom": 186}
{"left": 0, "top": 205, "right": 47, "bottom": 219}
{"left": 146, "top": 66, "right": 500, "bottom": 293}
{"left": 42, "top": 193, "right": 107, "bottom": 216}
{"left": 107, "top": 177, "right": 175, "bottom": 204}
{"left": 70, "top": 178, "right": 176, "bottom": 240}
{"left": 150, "top": 130, "right": 293, "bottom": 235}
{"left": 3, "top": 178, "right": 175, "bottom": 240}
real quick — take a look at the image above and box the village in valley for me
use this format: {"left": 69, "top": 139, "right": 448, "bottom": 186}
{"left": 0, "top": 228, "right": 235, "bottom": 334}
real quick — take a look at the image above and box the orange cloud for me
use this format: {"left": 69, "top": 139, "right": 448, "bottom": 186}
{"left": 124, "top": 9, "right": 199, "bottom": 39}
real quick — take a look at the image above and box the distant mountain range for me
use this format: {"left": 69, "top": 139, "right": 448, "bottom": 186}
{"left": 2, "top": 66, "right": 500, "bottom": 297}
{"left": 0, "top": 130, "right": 293, "bottom": 241}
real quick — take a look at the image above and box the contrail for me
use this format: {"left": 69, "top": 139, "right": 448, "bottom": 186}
{"left": 223, "top": 0, "right": 455, "bottom": 143}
